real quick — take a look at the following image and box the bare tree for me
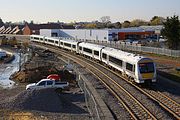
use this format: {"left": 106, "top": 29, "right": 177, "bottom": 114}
{"left": 100, "top": 16, "right": 111, "bottom": 23}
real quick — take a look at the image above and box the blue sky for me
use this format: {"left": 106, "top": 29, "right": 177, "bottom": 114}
{"left": 0, "top": 0, "right": 180, "bottom": 23}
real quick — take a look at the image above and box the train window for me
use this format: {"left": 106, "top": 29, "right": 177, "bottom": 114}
{"left": 102, "top": 53, "right": 107, "bottom": 59}
{"left": 73, "top": 45, "right": 76, "bottom": 48}
{"left": 126, "top": 63, "right": 133, "bottom": 72}
{"left": 40, "top": 38, "right": 43, "bottom": 41}
{"left": 79, "top": 47, "right": 82, "bottom": 50}
{"left": 139, "top": 62, "right": 154, "bottom": 73}
{"left": 48, "top": 39, "right": 54, "bottom": 43}
{"left": 34, "top": 37, "right": 39, "bottom": 40}
{"left": 55, "top": 41, "right": 58, "bottom": 44}
{"left": 64, "top": 43, "right": 71, "bottom": 47}
{"left": 61, "top": 42, "right": 63, "bottom": 45}
{"left": 94, "top": 50, "right": 99, "bottom": 56}
{"left": 30, "top": 37, "right": 33, "bottom": 40}
{"left": 109, "top": 56, "right": 122, "bottom": 67}
{"left": 83, "top": 48, "right": 92, "bottom": 53}
{"left": 45, "top": 39, "right": 47, "bottom": 41}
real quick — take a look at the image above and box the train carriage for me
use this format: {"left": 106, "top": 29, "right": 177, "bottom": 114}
{"left": 30, "top": 35, "right": 44, "bottom": 43}
{"left": 45, "top": 37, "right": 59, "bottom": 46}
{"left": 102, "top": 47, "right": 156, "bottom": 83}
{"left": 60, "top": 39, "right": 79, "bottom": 52}
{"left": 79, "top": 43, "right": 105, "bottom": 61}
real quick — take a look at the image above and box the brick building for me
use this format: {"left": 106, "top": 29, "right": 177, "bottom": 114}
{"left": 23, "top": 23, "right": 75, "bottom": 35}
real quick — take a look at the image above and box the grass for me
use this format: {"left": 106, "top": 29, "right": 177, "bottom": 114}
{"left": 158, "top": 70, "right": 180, "bottom": 83}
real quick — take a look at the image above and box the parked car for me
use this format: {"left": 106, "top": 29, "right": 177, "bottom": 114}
{"left": 124, "top": 39, "right": 140, "bottom": 44}
{"left": 47, "top": 74, "right": 61, "bottom": 81}
{"left": 26, "top": 79, "right": 69, "bottom": 90}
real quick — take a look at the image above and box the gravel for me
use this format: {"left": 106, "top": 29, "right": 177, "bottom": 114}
{"left": 0, "top": 86, "right": 89, "bottom": 119}
{"left": 77, "top": 65, "right": 132, "bottom": 120}
{"left": 0, "top": 88, "right": 63, "bottom": 112}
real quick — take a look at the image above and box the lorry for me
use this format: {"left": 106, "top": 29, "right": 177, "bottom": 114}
{"left": 26, "top": 79, "right": 69, "bottom": 90}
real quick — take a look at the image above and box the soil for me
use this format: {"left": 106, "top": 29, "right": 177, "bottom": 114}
{"left": 0, "top": 47, "right": 89, "bottom": 120}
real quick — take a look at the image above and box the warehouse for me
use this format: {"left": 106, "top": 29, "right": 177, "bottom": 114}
{"left": 40, "top": 29, "right": 121, "bottom": 41}
{"left": 40, "top": 26, "right": 162, "bottom": 41}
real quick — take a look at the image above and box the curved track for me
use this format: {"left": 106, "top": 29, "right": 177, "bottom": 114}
{"left": 33, "top": 43, "right": 179, "bottom": 120}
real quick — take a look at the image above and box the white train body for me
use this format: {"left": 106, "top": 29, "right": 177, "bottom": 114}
{"left": 60, "top": 39, "right": 79, "bottom": 52}
{"left": 30, "top": 35, "right": 156, "bottom": 84}
{"left": 79, "top": 43, "right": 104, "bottom": 61}
{"left": 102, "top": 47, "right": 156, "bottom": 83}
{"left": 30, "top": 35, "right": 45, "bottom": 43}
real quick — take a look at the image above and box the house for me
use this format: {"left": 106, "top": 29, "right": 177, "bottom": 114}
{"left": 0, "top": 26, "right": 5, "bottom": 33}
{"left": 9, "top": 25, "right": 24, "bottom": 34}
{"left": 0, "top": 25, "right": 24, "bottom": 35}
{"left": 23, "top": 23, "right": 75, "bottom": 35}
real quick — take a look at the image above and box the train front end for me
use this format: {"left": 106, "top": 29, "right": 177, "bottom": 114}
{"left": 136, "top": 58, "right": 156, "bottom": 83}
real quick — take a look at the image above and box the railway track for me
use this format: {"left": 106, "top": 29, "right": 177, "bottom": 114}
{"left": 33, "top": 43, "right": 179, "bottom": 120}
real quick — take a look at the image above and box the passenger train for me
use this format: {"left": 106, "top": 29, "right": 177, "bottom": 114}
{"left": 30, "top": 35, "right": 156, "bottom": 84}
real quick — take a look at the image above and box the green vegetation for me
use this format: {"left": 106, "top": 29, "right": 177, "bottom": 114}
{"left": 162, "top": 15, "right": 180, "bottom": 50}
{"left": 150, "top": 16, "right": 165, "bottom": 25}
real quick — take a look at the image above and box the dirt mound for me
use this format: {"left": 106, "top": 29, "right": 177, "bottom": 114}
{"left": 0, "top": 88, "right": 63, "bottom": 112}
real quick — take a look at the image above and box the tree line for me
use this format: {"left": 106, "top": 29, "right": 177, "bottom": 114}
{"left": 0, "top": 15, "right": 179, "bottom": 50}
{"left": 82, "top": 16, "right": 165, "bottom": 29}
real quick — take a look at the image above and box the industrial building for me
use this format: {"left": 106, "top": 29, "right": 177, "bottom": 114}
{"left": 40, "top": 29, "right": 120, "bottom": 41}
{"left": 40, "top": 26, "right": 162, "bottom": 41}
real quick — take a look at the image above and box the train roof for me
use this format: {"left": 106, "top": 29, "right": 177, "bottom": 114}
{"left": 60, "top": 39, "right": 79, "bottom": 44}
{"left": 45, "top": 36, "right": 59, "bottom": 41}
{"left": 30, "top": 35, "right": 44, "bottom": 38}
{"left": 102, "top": 47, "right": 151, "bottom": 64}
{"left": 79, "top": 42, "right": 105, "bottom": 50}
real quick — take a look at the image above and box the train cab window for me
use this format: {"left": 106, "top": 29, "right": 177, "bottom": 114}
{"left": 83, "top": 48, "right": 92, "bottom": 54}
{"left": 102, "top": 53, "right": 107, "bottom": 59}
{"left": 126, "top": 63, "right": 133, "bottom": 72}
{"left": 94, "top": 50, "right": 99, "bottom": 56}
{"left": 45, "top": 39, "right": 47, "bottom": 41}
{"left": 109, "top": 56, "right": 122, "bottom": 67}
{"left": 72, "top": 45, "right": 76, "bottom": 48}
{"left": 139, "top": 62, "right": 154, "bottom": 73}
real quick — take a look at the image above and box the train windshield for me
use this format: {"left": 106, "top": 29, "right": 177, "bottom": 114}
{"left": 139, "top": 62, "right": 154, "bottom": 73}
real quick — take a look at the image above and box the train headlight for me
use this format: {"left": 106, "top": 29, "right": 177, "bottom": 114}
{"left": 152, "top": 77, "right": 156, "bottom": 82}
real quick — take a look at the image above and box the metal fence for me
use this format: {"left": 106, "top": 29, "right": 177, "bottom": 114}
{"left": 74, "top": 66, "right": 114, "bottom": 120}
{"left": 84, "top": 40, "right": 180, "bottom": 57}
{"left": 63, "top": 37, "right": 180, "bottom": 57}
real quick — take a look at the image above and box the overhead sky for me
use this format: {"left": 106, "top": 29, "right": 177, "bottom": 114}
{"left": 0, "top": 0, "right": 180, "bottom": 23}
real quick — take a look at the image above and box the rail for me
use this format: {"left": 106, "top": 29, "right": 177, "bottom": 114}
{"left": 75, "top": 69, "right": 114, "bottom": 120}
